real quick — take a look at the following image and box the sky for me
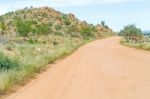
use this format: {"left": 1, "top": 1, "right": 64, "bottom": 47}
{"left": 0, "top": 0, "right": 149, "bottom": 31}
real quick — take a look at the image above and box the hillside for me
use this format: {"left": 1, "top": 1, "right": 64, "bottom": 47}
{"left": 0, "top": 6, "right": 114, "bottom": 96}
{"left": 0, "top": 6, "right": 113, "bottom": 41}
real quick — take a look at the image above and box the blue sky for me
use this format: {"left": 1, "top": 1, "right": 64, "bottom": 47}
{"left": 0, "top": 0, "right": 149, "bottom": 31}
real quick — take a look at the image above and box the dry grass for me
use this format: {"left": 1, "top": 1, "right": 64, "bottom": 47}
{"left": 0, "top": 35, "right": 87, "bottom": 95}
{"left": 121, "top": 38, "right": 150, "bottom": 51}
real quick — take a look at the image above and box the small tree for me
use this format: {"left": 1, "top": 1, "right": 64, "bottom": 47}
{"left": 101, "top": 21, "right": 105, "bottom": 27}
{"left": 101, "top": 21, "right": 109, "bottom": 29}
{"left": 120, "top": 24, "right": 143, "bottom": 43}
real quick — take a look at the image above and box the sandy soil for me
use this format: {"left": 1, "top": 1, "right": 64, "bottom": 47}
{"left": 6, "top": 36, "right": 150, "bottom": 99}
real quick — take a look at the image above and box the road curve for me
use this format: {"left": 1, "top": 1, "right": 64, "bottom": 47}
{"left": 6, "top": 36, "right": 150, "bottom": 99}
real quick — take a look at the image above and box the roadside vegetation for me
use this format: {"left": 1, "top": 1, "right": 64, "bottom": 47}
{"left": 0, "top": 6, "right": 114, "bottom": 96}
{"left": 119, "top": 24, "right": 150, "bottom": 51}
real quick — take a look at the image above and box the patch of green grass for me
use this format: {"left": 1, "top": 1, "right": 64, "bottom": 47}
{"left": 0, "top": 52, "right": 19, "bottom": 70}
{"left": 121, "top": 39, "right": 150, "bottom": 51}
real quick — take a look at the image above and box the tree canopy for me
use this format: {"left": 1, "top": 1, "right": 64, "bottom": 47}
{"left": 119, "top": 24, "right": 143, "bottom": 42}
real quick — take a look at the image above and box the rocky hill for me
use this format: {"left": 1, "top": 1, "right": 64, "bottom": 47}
{"left": 0, "top": 6, "right": 114, "bottom": 41}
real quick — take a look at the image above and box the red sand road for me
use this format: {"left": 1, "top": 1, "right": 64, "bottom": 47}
{"left": 6, "top": 36, "right": 150, "bottom": 99}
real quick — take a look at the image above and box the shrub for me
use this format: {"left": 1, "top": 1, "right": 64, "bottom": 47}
{"left": 0, "top": 52, "right": 19, "bottom": 70}
{"left": 48, "top": 21, "right": 54, "bottom": 27}
{"left": 61, "top": 15, "right": 68, "bottom": 20}
{"left": 61, "top": 15, "right": 71, "bottom": 25}
{"left": 66, "top": 25, "right": 77, "bottom": 33}
{"left": 36, "top": 24, "right": 52, "bottom": 35}
{"left": 64, "top": 19, "right": 71, "bottom": 25}
{"left": 119, "top": 24, "right": 143, "bottom": 43}
{"left": 14, "top": 17, "right": 32, "bottom": 37}
{"left": 80, "top": 25, "right": 96, "bottom": 39}
{"left": 53, "top": 41, "right": 58, "bottom": 45}
{"left": 0, "top": 21, "right": 6, "bottom": 35}
{"left": 55, "top": 24, "right": 62, "bottom": 30}
{"left": 0, "top": 22, "right": 6, "bottom": 31}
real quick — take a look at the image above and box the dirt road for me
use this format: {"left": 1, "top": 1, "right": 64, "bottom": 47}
{"left": 6, "top": 36, "right": 150, "bottom": 99}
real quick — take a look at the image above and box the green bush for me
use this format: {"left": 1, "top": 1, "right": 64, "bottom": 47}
{"left": 14, "top": 17, "right": 53, "bottom": 36}
{"left": 14, "top": 17, "right": 32, "bottom": 37}
{"left": 80, "top": 26, "right": 96, "bottom": 39}
{"left": 119, "top": 24, "right": 143, "bottom": 42}
{"left": 0, "top": 21, "right": 6, "bottom": 35}
{"left": 61, "top": 15, "right": 68, "bottom": 20}
{"left": 0, "top": 22, "right": 6, "bottom": 31}
{"left": 61, "top": 15, "right": 71, "bottom": 25}
{"left": 0, "top": 52, "right": 19, "bottom": 70}
{"left": 36, "top": 24, "right": 52, "bottom": 35}
{"left": 64, "top": 19, "right": 71, "bottom": 25}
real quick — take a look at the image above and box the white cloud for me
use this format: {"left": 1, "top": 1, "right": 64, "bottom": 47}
{"left": 0, "top": 0, "right": 129, "bottom": 15}
{"left": 29, "top": 0, "right": 128, "bottom": 6}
